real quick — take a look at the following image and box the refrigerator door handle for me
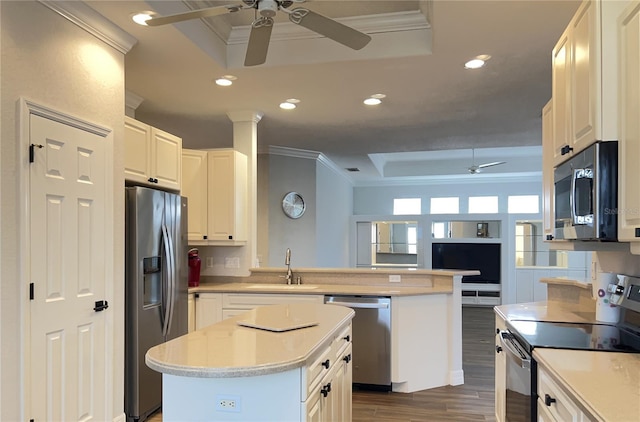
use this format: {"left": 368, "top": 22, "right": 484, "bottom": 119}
{"left": 161, "top": 223, "right": 174, "bottom": 338}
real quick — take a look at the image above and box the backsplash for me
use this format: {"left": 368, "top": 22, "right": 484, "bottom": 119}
{"left": 595, "top": 248, "right": 640, "bottom": 277}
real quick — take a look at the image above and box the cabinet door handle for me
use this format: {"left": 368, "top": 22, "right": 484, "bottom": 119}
{"left": 321, "top": 359, "right": 330, "bottom": 369}
{"left": 320, "top": 383, "right": 332, "bottom": 397}
{"left": 495, "top": 345, "right": 502, "bottom": 354}
{"left": 561, "top": 145, "right": 574, "bottom": 155}
{"left": 544, "top": 394, "right": 557, "bottom": 406}
{"left": 546, "top": 234, "right": 554, "bottom": 241}
{"left": 343, "top": 335, "right": 350, "bottom": 342}
{"left": 343, "top": 354, "right": 352, "bottom": 363}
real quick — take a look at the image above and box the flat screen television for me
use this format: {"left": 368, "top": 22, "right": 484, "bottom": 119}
{"left": 431, "top": 242, "right": 501, "bottom": 283}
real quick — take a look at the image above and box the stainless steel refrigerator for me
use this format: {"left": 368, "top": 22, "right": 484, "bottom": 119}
{"left": 125, "top": 186, "right": 188, "bottom": 422}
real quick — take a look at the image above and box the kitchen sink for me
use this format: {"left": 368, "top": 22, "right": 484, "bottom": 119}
{"left": 245, "top": 284, "right": 319, "bottom": 290}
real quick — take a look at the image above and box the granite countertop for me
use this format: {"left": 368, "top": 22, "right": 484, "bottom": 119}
{"left": 146, "top": 303, "right": 354, "bottom": 378}
{"left": 534, "top": 348, "right": 640, "bottom": 422}
{"left": 190, "top": 281, "right": 453, "bottom": 296}
{"left": 494, "top": 302, "right": 597, "bottom": 324}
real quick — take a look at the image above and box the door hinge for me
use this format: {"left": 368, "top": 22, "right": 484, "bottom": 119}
{"left": 29, "top": 283, "right": 34, "bottom": 300}
{"left": 29, "top": 144, "right": 43, "bottom": 163}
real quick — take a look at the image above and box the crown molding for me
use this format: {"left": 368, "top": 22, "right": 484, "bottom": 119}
{"left": 228, "top": 10, "right": 429, "bottom": 45}
{"left": 125, "top": 91, "right": 145, "bottom": 111}
{"left": 39, "top": 1, "right": 137, "bottom": 54}
{"left": 265, "top": 146, "right": 354, "bottom": 184}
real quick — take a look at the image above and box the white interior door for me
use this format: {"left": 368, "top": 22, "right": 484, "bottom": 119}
{"left": 29, "top": 113, "right": 108, "bottom": 421}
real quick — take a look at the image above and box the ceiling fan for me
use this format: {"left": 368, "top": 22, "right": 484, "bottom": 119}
{"left": 142, "top": 0, "right": 372, "bottom": 66}
{"left": 467, "top": 149, "right": 506, "bottom": 174}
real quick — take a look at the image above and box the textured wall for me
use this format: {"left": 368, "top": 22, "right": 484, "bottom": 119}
{"left": 1, "top": 2, "right": 125, "bottom": 419}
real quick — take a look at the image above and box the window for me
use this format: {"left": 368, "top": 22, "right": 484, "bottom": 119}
{"left": 469, "top": 196, "right": 499, "bottom": 213}
{"left": 407, "top": 226, "right": 417, "bottom": 254}
{"left": 430, "top": 197, "right": 459, "bottom": 214}
{"left": 508, "top": 195, "right": 539, "bottom": 213}
{"left": 393, "top": 198, "right": 421, "bottom": 215}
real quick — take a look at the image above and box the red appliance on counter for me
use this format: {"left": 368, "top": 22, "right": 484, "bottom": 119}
{"left": 188, "top": 248, "right": 201, "bottom": 287}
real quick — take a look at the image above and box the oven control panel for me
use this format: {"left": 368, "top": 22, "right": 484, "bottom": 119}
{"left": 610, "top": 275, "right": 640, "bottom": 313}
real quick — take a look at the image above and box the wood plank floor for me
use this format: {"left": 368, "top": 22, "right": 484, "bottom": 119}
{"left": 352, "top": 306, "right": 496, "bottom": 421}
{"left": 146, "top": 306, "right": 496, "bottom": 421}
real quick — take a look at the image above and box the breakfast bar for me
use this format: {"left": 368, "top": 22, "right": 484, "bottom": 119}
{"left": 146, "top": 303, "right": 354, "bottom": 421}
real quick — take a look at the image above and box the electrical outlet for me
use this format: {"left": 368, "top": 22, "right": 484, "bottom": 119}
{"left": 215, "top": 395, "right": 241, "bottom": 412}
{"left": 389, "top": 274, "right": 401, "bottom": 283}
{"left": 206, "top": 257, "right": 214, "bottom": 268}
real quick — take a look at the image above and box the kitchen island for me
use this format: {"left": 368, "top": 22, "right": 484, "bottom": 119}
{"left": 146, "top": 303, "right": 354, "bottom": 421}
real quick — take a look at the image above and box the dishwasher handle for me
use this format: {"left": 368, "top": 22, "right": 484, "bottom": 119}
{"left": 325, "top": 297, "right": 390, "bottom": 309}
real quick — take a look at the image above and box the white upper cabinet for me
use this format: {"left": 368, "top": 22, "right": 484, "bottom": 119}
{"left": 181, "top": 149, "right": 208, "bottom": 241}
{"left": 181, "top": 148, "right": 248, "bottom": 245}
{"left": 618, "top": 1, "right": 640, "bottom": 250}
{"left": 551, "top": 0, "right": 624, "bottom": 166}
{"left": 124, "top": 116, "right": 182, "bottom": 191}
{"left": 542, "top": 100, "right": 555, "bottom": 240}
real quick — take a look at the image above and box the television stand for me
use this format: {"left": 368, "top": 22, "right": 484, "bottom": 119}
{"left": 461, "top": 283, "right": 501, "bottom": 306}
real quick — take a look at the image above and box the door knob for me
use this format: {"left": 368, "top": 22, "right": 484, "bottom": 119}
{"left": 93, "top": 300, "right": 109, "bottom": 312}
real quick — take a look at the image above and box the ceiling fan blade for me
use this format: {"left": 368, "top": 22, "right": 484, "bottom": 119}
{"left": 244, "top": 17, "right": 274, "bottom": 66}
{"left": 288, "top": 8, "right": 371, "bottom": 50}
{"left": 477, "top": 161, "right": 506, "bottom": 169}
{"left": 145, "top": 4, "right": 242, "bottom": 27}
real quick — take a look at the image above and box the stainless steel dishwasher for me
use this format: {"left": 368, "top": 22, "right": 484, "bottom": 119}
{"left": 324, "top": 295, "right": 391, "bottom": 390}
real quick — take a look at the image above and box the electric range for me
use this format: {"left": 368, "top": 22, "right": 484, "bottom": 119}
{"left": 498, "top": 274, "right": 640, "bottom": 422}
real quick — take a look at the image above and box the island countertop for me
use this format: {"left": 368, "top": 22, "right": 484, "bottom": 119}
{"left": 146, "top": 303, "right": 354, "bottom": 378}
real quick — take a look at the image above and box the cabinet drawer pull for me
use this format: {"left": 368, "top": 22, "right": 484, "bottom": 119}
{"left": 544, "top": 394, "right": 557, "bottom": 406}
{"left": 321, "top": 359, "right": 330, "bottom": 369}
{"left": 343, "top": 335, "right": 350, "bottom": 342}
{"left": 343, "top": 354, "right": 352, "bottom": 363}
{"left": 320, "top": 382, "right": 332, "bottom": 397}
{"left": 495, "top": 345, "right": 502, "bottom": 354}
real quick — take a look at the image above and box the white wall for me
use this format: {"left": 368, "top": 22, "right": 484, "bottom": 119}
{"left": 354, "top": 178, "right": 542, "bottom": 215}
{"left": 267, "top": 154, "right": 317, "bottom": 267}
{"left": 256, "top": 153, "right": 353, "bottom": 269}
{"left": 1, "top": 2, "right": 126, "bottom": 419}
{"left": 315, "top": 160, "right": 352, "bottom": 267}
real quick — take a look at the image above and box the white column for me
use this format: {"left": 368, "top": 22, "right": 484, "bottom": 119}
{"left": 227, "top": 111, "right": 263, "bottom": 273}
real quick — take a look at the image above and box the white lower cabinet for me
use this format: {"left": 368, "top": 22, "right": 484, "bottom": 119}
{"left": 194, "top": 293, "right": 223, "bottom": 330}
{"left": 494, "top": 314, "right": 507, "bottom": 422}
{"left": 303, "top": 342, "right": 352, "bottom": 422}
{"left": 192, "top": 292, "right": 325, "bottom": 331}
{"left": 537, "top": 365, "right": 594, "bottom": 422}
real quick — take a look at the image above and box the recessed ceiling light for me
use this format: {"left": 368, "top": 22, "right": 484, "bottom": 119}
{"left": 280, "top": 102, "right": 296, "bottom": 110}
{"left": 370, "top": 94, "right": 386, "bottom": 99}
{"left": 286, "top": 98, "right": 300, "bottom": 104}
{"left": 215, "top": 75, "right": 237, "bottom": 86}
{"left": 132, "top": 12, "right": 154, "bottom": 26}
{"left": 364, "top": 98, "right": 382, "bottom": 106}
{"left": 465, "top": 54, "right": 492, "bottom": 69}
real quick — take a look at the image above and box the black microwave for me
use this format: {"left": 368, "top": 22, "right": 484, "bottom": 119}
{"left": 553, "top": 141, "right": 618, "bottom": 241}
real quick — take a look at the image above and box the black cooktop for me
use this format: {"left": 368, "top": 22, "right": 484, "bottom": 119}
{"left": 507, "top": 320, "right": 640, "bottom": 353}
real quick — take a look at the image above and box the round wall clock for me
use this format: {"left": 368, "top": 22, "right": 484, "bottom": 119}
{"left": 282, "top": 191, "right": 306, "bottom": 219}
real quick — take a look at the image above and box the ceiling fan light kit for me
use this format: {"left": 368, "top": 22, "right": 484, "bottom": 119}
{"left": 139, "top": 0, "right": 372, "bottom": 67}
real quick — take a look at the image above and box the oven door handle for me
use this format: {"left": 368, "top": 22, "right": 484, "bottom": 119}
{"left": 500, "top": 331, "right": 531, "bottom": 369}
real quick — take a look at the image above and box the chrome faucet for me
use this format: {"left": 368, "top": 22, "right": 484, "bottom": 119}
{"left": 283, "top": 248, "right": 293, "bottom": 285}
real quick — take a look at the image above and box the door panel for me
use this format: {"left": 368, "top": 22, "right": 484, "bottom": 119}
{"left": 29, "top": 114, "right": 107, "bottom": 421}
